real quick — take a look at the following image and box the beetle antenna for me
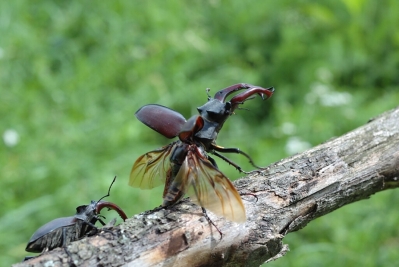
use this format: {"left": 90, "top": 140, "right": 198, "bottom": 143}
{"left": 206, "top": 88, "right": 211, "bottom": 100}
{"left": 97, "top": 176, "right": 117, "bottom": 203}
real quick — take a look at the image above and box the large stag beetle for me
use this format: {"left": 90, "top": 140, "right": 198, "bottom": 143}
{"left": 25, "top": 177, "right": 127, "bottom": 259}
{"left": 129, "top": 83, "right": 274, "bottom": 227}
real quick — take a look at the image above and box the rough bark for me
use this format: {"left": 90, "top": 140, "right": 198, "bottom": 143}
{"left": 14, "top": 106, "right": 399, "bottom": 267}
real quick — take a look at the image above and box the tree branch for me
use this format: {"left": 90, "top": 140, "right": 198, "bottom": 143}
{"left": 14, "top": 106, "right": 399, "bottom": 267}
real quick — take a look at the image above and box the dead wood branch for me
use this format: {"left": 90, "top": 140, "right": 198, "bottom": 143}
{"left": 13, "top": 106, "right": 399, "bottom": 267}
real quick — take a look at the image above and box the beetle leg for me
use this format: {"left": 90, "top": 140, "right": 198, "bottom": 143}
{"left": 201, "top": 207, "right": 222, "bottom": 240}
{"left": 23, "top": 256, "right": 35, "bottom": 261}
{"left": 240, "top": 192, "right": 259, "bottom": 203}
{"left": 83, "top": 221, "right": 99, "bottom": 230}
{"left": 98, "top": 218, "right": 107, "bottom": 226}
{"left": 211, "top": 144, "right": 260, "bottom": 170}
{"left": 63, "top": 247, "right": 74, "bottom": 265}
{"left": 212, "top": 151, "right": 247, "bottom": 173}
{"left": 61, "top": 227, "right": 68, "bottom": 248}
{"left": 80, "top": 221, "right": 100, "bottom": 236}
{"left": 84, "top": 220, "right": 117, "bottom": 237}
{"left": 60, "top": 227, "right": 76, "bottom": 266}
{"left": 97, "top": 214, "right": 106, "bottom": 220}
{"left": 207, "top": 155, "right": 219, "bottom": 169}
{"left": 209, "top": 152, "right": 259, "bottom": 203}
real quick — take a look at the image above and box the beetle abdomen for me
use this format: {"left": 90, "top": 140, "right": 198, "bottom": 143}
{"left": 26, "top": 227, "right": 64, "bottom": 253}
{"left": 26, "top": 222, "right": 83, "bottom": 253}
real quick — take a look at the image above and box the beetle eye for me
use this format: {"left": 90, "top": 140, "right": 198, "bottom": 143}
{"left": 76, "top": 205, "right": 88, "bottom": 213}
{"left": 225, "top": 102, "right": 231, "bottom": 113}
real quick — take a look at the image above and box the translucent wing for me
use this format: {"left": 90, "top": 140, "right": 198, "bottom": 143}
{"left": 129, "top": 144, "right": 175, "bottom": 189}
{"left": 179, "top": 150, "right": 246, "bottom": 223}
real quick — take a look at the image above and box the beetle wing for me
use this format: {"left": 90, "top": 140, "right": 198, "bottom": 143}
{"left": 136, "top": 104, "right": 187, "bottom": 138}
{"left": 129, "top": 144, "right": 174, "bottom": 189}
{"left": 178, "top": 150, "right": 246, "bottom": 223}
{"left": 27, "top": 217, "right": 76, "bottom": 246}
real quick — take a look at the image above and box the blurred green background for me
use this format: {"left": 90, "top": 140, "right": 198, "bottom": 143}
{"left": 1, "top": 0, "right": 398, "bottom": 266}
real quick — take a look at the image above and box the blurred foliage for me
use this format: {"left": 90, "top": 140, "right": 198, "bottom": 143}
{"left": 0, "top": 0, "right": 398, "bottom": 266}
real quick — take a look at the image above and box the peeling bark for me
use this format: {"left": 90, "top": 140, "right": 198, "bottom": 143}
{"left": 13, "top": 106, "right": 399, "bottom": 267}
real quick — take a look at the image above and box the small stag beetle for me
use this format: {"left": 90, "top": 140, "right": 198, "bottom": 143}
{"left": 129, "top": 83, "right": 274, "bottom": 230}
{"left": 25, "top": 176, "right": 127, "bottom": 257}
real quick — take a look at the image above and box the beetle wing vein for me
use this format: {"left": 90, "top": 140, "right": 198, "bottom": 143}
{"left": 129, "top": 144, "right": 174, "bottom": 189}
{"left": 185, "top": 151, "right": 246, "bottom": 223}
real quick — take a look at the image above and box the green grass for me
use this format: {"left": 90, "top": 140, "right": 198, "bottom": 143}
{"left": 1, "top": 0, "right": 398, "bottom": 266}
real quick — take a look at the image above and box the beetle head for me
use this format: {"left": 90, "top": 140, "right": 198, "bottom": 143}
{"left": 76, "top": 204, "right": 89, "bottom": 214}
{"left": 197, "top": 99, "right": 233, "bottom": 124}
{"left": 72, "top": 201, "right": 98, "bottom": 222}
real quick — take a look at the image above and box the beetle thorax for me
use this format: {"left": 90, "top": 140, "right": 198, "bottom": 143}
{"left": 195, "top": 99, "right": 232, "bottom": 149}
